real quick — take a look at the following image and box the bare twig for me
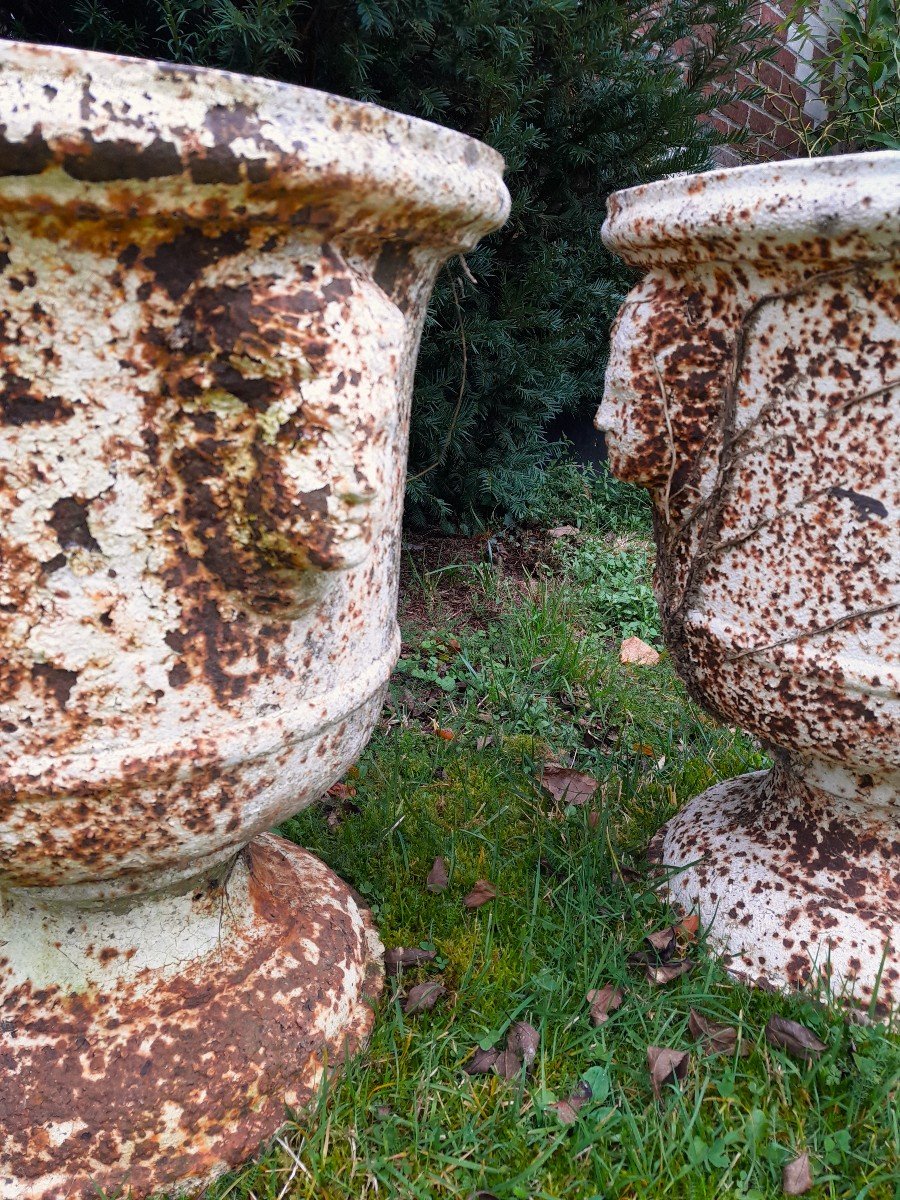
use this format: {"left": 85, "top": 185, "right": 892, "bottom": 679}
{"left": 457, "top": 254, "right": 478, "bottom": 285}
{"left": 727, "top": 601, "right": 900, "bottom": 662}
{"left": 669, "top": 264, "right": 867, "bottom": 620}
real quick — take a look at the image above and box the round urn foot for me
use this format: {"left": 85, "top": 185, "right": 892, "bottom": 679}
{"left": 649, "top": 763, "right": 899, "bottom": 1014}
{"left": 0, "top": 834, "right": 384, "bottom": 1200}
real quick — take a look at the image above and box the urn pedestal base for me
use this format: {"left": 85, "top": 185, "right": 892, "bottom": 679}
{"left": 0, "top": 834, "right": 384, "bottom": 1200}
{"left": 649, "top": 760, "right": 899, "bottom": 1014}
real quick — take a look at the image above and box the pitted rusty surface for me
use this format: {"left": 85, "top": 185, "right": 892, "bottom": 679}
{"left": 598, "top": 152, "right": 899, "bottom": 1010}
{"left": 0, "top": 38, "right": 510, "bottom": 889}
{"left": 648, "top": 762, "right": 899, "bottom": 1013}
{"left": 0, "top": 38, "right": 507, "bottom": 1200}
{"left": 0, "top": 834, "right": 385, "bottom": 1200}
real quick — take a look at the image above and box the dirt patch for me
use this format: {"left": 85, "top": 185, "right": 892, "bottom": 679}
{"left": 399, "top": 526, "right": 559, "bottom": 631}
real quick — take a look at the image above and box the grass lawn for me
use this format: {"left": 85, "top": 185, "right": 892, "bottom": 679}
{"left": 207, "top": 465, "right": 899, "bottom": 1200}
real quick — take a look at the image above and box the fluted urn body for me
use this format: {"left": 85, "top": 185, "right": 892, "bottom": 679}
{"left": 0, "top": 39, "right": 508, "bottom": 1199}
{"left": 598, "top": 152, "right": 899, "bottom": 1013}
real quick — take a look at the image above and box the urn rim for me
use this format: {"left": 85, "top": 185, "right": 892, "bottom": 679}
{"left": 601, "top": 150, "right": 900, "bottom": 267}
{"left": 0, "top": 37, "right": 510, "bottom": 250}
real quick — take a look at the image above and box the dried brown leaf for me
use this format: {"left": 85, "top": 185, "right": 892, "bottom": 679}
{"left": 586, "top": 984, "right": 625, "bottom": 1026}
{"left": 426, "top": 856, "right": 449, "bottom": 893}
{"left": 326, "top": 781, "right": 357, "bottom": 801}
{"left": 550, "top": 1079, "right": 593, "bottom": 1125}
{"left": 688, "top": 1009, "right": 748, "bottom": 1057}
{"left": 492, "top": 1048, "right": 523, "bottom": 1079}
{"left": 765, "top": 1015, "right": 826, "bottom": 1061}
{"left": 507, "top": 1020, "right": 540, "bottom": 1069}
{"left": 645, "top": 926, "right": 678, "bottom": 958}
{"left": 403, "top": 981, "right": 446, "bottom": 1015}
{"left": 548, "top": 524, "right": 579, "bottom": 538}
{"left": 783, "top": 1152, "right": 813, "bottom": 1195}
{"left": 464, "top": 1047, "right": 499, "bottom": 1075}
{"left": 619, "top": 636, "right": 661, "bottom": 666}
{"left": 384, "top": 946, "right": 438, "bottom": 977}
{"left": 463, "top": 880, "right": 497, "bottom": 909}
{"left": 679, "top": 913, "right": 700, "bottom": 940}
{"left": 646, "top": 958, "right": 694, "bottom": 986}
{"left": 647, "top": 1046, "right": 689, "bottom": 1099}
{"left": 577, "top": 716, "right": 619, "bottom": 751}
{"left": 541, "top": 765, "right": 599, "bottom": 807}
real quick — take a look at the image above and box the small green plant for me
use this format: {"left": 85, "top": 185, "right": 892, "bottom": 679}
{"left": 782, "top": 0, "right": 900, "bottom": 153}
{"left": 396, "top": 633, "right": 465, "bottom": 695}
{"left": 566, "top": 543, "right": 661, "bottom": 646}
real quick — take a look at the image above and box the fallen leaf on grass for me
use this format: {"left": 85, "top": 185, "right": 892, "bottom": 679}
{"left": 463, "top": 880, "right": 497, "bottom": 909}
{"left": 679, "top": 913, "right": 701, "bottom": 940}
{"left": 506, "top": 1020, "right": 540, "bottom": 1069}
{"left": 493, "top": 1047, "right": 523, "bottom": 1078}
{"left": 540, "top": 765, "right": 599, "bottom": 807}
{"left": 586, "top": 984, "right": 625, "bottom": 1025}
{"left": 765, "top": 1015, "right": 826, "bottom": 1061}
{"left": 475, "top": 735, "right": 493, "bottom": 751}
{"left": 403, "top": 981, "right": 446, "bottom": 1015}
{"left": 384, "top": 947, "right": 437, "bottom": 977}
{"left": 646, "top": 959, "right": 694, "bottom": 986}
{"left": 320, "top": 780, "right": 361, "bottom": 829}
{"left": 327, "top": 781, "right": 357, "bottom": 801}
{"left": 548, "top": 525, "right": 579, "bottom": 538}
{"left": 619, "top": 636, "right": 660, "bottom": 666}
{"left": 783, "top": 1152, "right": 813, "bottom": 1195}
{"left": 465, "top": 1021, "right": 539, "bottom": 1079}
{"left": 550, "top": 1079, "right": 593, "bottom": 1125}
{"left": 577, "top": 717, "right": 620, "bottom": 751}
{"left": 435, "top": 727, "right": 455, "bottom": 741}
{"left": 647, "top": 1046, "right": 689, "bottom": 1099}
{"left": 464, "top": 1047, "right": 499, "bottom": 1075}
{"left": 645, "top": 926, "right": 678, "bottom": 956}
{"left": 426, "top": 856, "right": 449, "bottom": 893}
{"left": 688, "top": 1009, "right": 748, "bottom": 1056}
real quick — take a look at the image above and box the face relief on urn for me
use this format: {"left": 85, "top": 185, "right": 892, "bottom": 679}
{"left": 0, "top": 39, "right": 509, "bottom": 1199}
{"left": 598, "top": 151, "right": 900, "bottom": 1014}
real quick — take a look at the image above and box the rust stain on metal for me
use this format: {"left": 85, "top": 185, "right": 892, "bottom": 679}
{"left": 0, "top": 36, "right": 509, "bottom": 1200}
{"left": 0, "top": 836, "right": 382, "bottom": 1200}
{"left": 598, "top": 152, "right": 899, "bottom": 1014}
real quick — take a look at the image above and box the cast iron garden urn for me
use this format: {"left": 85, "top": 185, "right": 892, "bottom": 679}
{"left": 0, "top": 39, "right": 509, "bottom": 1199}
{"left": 598, "top": 152, "right": 899, "bottom": 1013}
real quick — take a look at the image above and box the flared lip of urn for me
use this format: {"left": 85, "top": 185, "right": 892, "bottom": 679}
{"left": 601, "top": 150, "right": 900, "bottom": 267}
{"left": 0, "top": 37, "right": 511, "bottom": 250}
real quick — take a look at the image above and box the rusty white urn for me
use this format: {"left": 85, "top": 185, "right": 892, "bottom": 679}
{"left": 598, "top": 152, "right": 899, "bottom": 1013}
{"left": 0, "top": 39, "right": 508, "bottom": 1200}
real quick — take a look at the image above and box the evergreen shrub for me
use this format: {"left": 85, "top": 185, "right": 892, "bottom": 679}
{"left": 5, "top": 0, "right": 773, "bottom": 528}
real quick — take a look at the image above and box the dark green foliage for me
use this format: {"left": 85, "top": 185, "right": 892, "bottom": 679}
{"left": 4, "top": 0, "right": 774, "bottom": 528}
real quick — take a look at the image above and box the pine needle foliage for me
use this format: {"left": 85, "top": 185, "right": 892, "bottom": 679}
{"left": 5, "top": 0, "right": 775, "bottom": 529}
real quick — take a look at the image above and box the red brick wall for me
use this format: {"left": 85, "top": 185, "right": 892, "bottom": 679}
{"left": 706, "top": 1, "right": 837, "bottom": 164}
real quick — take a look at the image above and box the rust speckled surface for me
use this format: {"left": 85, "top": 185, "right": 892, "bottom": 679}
{"left": 0, "top": 38, "right": 509, "bottom": 1199}
{"left": 598, "top": 151, "right": 899, "bottom": 1013}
